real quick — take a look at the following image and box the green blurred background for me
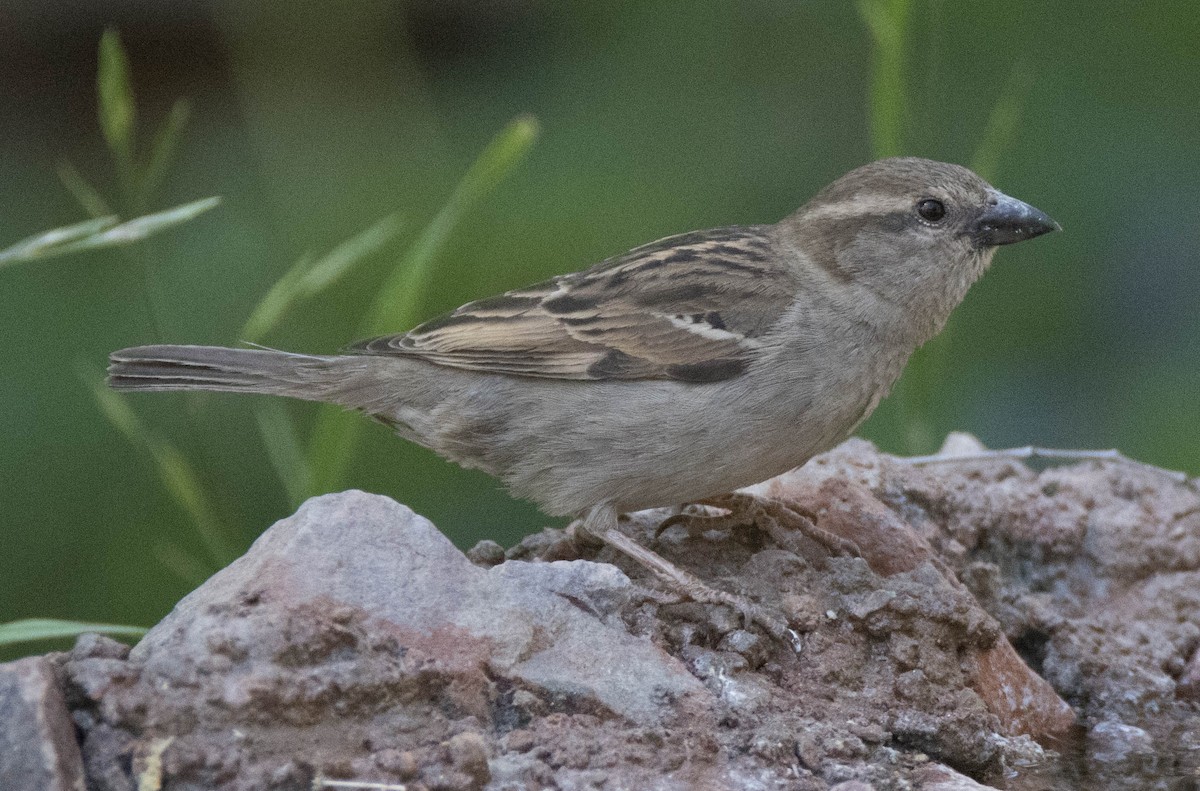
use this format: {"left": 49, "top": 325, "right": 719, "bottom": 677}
{"left": 2, "top": 1, "right": 1198, "bottom": 646}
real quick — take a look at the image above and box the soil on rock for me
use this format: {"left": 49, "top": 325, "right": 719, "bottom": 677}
{"left": 14, "top": 436, "right": 1200, "bottom": 790}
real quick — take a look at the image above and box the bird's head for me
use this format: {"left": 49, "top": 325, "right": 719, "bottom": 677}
{"left": 784, "top": 157, "right": 1059, "bottom": 340}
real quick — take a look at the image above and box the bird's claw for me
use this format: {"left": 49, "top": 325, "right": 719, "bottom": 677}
{"left": 657, "top": 492, "right": 861, "bottom": 564}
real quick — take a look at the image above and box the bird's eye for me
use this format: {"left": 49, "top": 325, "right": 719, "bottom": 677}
{"left": 916, "top": 198, "right": 946, "bottom": 222}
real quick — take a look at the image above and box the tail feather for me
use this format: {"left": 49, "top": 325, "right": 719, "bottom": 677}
{"left": 108, "top": 344, "right": 333, "bottom": 399}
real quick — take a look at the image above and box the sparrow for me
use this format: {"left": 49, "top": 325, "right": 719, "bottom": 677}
{"left": 109, "top": 157, "right": 1058, "bottom": 624}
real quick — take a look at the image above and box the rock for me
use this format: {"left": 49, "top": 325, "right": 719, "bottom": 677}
{"left": 964, "top": 637, "right": 1075, "bottom": 743}
{"left": 913, "top": 762, "right": 1002, "bottom": 789}
{"left": 767, "top": 476, "right": 939, "bottom": 577}
{"left": 0, "top": 655, "right": 86, "bottom": 791}
{"left": 447, "top": 731, "right": 490, "bottom": 788}
{"left": 1178, "top": 644, "right": 1200, "bottom": 701}
{"left": 934, "top": 432, "right": 989, "bottom": 458}
{"left": 131, "top": 491, "right": 705, "bottom": 727}
{"left": 69, "top": 633, "right": 130, "bottom": 662}
{"left": 1087, "top": 720, "right": 1155, "bottom": 769}
{"left": 830, "top": 781, "right": 877, "bottom": 791}
{"left": 763, "top": 474, "right": 1075, "bottom": 745}
{"left": 45, "top": 436, "right": 1200, "bottom": 789}
{"left": 466, "top": 539, "right": 506, "bottom": 567}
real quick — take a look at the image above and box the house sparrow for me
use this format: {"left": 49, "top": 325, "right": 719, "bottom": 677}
{"left": 110, "top": 157, "right": 1057, "bottom": 622}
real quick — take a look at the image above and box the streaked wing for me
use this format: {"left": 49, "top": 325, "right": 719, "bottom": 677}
{"left": 352, "top": 226, "right": 798, "bottom": 382}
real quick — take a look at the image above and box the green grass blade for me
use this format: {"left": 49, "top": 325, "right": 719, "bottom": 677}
{"left": 87, "top": 371, "right": 235, "bottom": 568}
{"left": 307, "top": 115, "right": 539, "bottom": 492}
{"left": 892, "top": 67, "right": 1031, "bottom": 452}
{"left": 300, "top": 213, "right": 407, "bottom": 296}
{"left": 887, "top": 330, "right": 950, "bottom": 454}
{"left": 48, "top": 196, "right": 221, "bottom": 258}
{"left": 58, "top": 160, "right": 115, "bottom": 219}
{"left": 970, "top": 63, "right": 1033, "bottom": 182}
{"left": 364, "top": 115, "right": 539, "bottom": 336}
{"left": 305, "top": 410, "right": 360, "bottom": 496}
{"left": 98, "top": 28, "right": 137, "bottom": 194}
{"left": 137, "top": 98, "right": 192, "bottom": 211}
{"left": 858, "top": 0, "right": 935, "bottom": 451}
{"left": 241, "top": 254, "right": 312, "bottom": 345}
{"left": 255, "top": 400, "right": 314, "bottom": 509}
{"left": 90, "top": 195, "right": 221, "bottom": 242}
{"left": 0, "top": 198, "right": 218, "bottom": 269}
{"left": 0, "top": 216, "right": 119, "bottom": 267}
{"left": 0, "top": 618, "right": 147, "bottom": 647}
{"left": 857, "top": 0, "right": 912, "bottom": 159}
{"left": 869, "top": 41, "right": 1030, "bottom": 456}
{"left": 241, "top": 213, "right": 406, "bottom": 344}
{"left": 152, "top": 540, "right": 218, "bottom": 588}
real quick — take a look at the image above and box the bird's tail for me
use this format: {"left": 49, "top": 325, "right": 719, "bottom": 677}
{"left": 107, "top": 344, "right": 346, "bottom": 402}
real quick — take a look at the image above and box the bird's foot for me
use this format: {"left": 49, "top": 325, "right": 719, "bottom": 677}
{"left": 574, "top": 504, "right": 791, "bottom": 641}
{"left": 599, "top": 527, "right": 791, "bottom": 641}
{"left": 657, "top": 492, "right": 860, "bottom": 565}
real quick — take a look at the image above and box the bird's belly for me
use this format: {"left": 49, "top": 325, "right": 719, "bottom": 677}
{"left": 479, "top": 372, "right": 876, "bottom": 516}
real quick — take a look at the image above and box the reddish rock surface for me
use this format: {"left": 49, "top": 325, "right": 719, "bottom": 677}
{"left": 6, "top": 435, "right": 1199, "bottom": 790}
{"left": 0, "top": 655, "right": 85, "bottom": 791}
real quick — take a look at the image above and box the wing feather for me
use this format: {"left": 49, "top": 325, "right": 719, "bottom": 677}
{"left": 351, "top": 226, "right": 798, "bottom": 382}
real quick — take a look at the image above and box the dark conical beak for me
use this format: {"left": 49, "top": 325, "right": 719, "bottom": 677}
{"left": 975, "top": 191, "right": 1061, "bottom": 246}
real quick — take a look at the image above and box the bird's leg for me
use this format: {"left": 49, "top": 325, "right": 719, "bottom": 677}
{"left": 578, "top": 503, "right": 791, "bottom": 640}
{"left": 657, "top": 492, "right": 861, "bottom": 565}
